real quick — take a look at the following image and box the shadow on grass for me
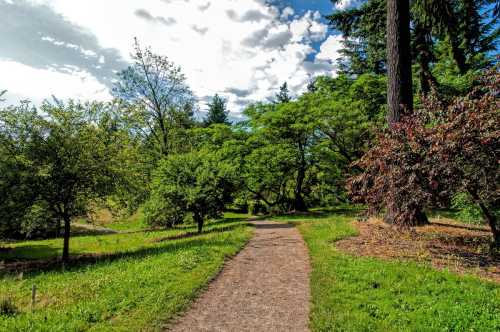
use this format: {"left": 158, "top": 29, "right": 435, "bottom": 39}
{"left": 153, "top": 223, "right": 253, "bottom": 242}
{"left": 0, "top": 223, "right": 250, "bottom": 277}
{"left": 0, "top": 244, "right": 60, "bottom": 263}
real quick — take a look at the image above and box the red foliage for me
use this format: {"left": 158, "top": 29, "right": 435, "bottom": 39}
{"left": 348, "top": 67, "right": 499, "bottom": 237}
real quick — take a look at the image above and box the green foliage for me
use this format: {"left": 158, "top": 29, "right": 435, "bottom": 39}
{"left": 113, "top": 38, "right": 195, "bottom": 157}
{"left": 328, "top": 0, "right": 498, "bottom": 93}
{"left": 241, "top": 74, "right": 385, "bottom": 212}
{"left": 204, "top": 94, "right": 230, "bottom": 126}
{"left": 451, "top": 193, "right": 483, "bottom": 224}
{"left": 275, "top": 82, "right": 292, "bottom": 103}
{"left": 145, "top": 150, "right": 237, "bottom": 231}
{"left": 0, "top": 100, "right": 124, "bottom": 261}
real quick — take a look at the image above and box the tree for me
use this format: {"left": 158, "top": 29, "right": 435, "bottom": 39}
{"left": 328, "top": 0, "right": 499, "bottom": 92}
{"left": 423, "top": 68, "right": 500, "bottom": 246}
{"left": 113, "top": 38, "right": 195, "bottom": 157}
{"left": 0, "top": 102, "right": 39, "bottom": 239}
{"left": 244, "top": 98, "right": 319, "bottom": 212}
{"left": 204, "top": 94, "right": 230, "bottom": 126}
{"left": 276, "top": 82, "right": 292, "bottom": 103}
{"left": 348, "top": 67, "right": 499, "bottom": 239}
{"left": 145, "top": 150, "right": 236, "bottom": 233}
{"left": 0, "top": 100, "right": 117, "bottom": 261}
{"left": 386, "top": 0, "right": 413, "bottom": 123}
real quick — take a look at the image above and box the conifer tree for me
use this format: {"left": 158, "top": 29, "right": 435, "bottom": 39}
{"left": 204, "top": 94, "right": 229, "bottom": 126}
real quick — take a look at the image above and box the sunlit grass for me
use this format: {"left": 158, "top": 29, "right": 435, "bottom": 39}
{"left": 274, "top": 213, "right": 500, "bottom": 331}
{"left": 0, "top": 218, "right": 253, "bottom": 331}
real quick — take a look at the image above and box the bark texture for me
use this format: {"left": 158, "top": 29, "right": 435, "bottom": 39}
{"left": 386, "top": 0, "right": 413, "bottom": 124}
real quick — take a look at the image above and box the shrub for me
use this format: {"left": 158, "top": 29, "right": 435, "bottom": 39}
{"left": 348, "top": 67, "right": 499, "bottom": 245}
{"left": 145, "top": 150, "right": 237, "bottom": 233}
{"left": 451, "top": 193, "right": 483, "bottom": 224}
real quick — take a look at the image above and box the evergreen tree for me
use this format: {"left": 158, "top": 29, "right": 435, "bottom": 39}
{"left": 328, "top": 0, "right": 499, "bottom": 89}
{"left": 276, "top": 82, "right": 292, "bottom": 103}
{"left": 204, "top": 94, "right": 230, "bottom": 126}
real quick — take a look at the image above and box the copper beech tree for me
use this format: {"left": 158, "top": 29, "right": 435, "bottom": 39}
{"left": 348, "top": 68, "right": 499, "bottom": 246}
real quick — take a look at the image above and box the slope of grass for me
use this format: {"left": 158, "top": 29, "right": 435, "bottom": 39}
{"left": 0, "top": 219, "right": 253, "bottom": 331}
{"left": 0, "top": 218, "right": 246, "bottom": 262}
{"left": 275, "top": 214, "right": 500, "bottom": 331}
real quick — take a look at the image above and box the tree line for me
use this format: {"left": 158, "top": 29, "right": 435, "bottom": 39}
{"left": 1, "top": 1, "right": 499, "bottom": 261}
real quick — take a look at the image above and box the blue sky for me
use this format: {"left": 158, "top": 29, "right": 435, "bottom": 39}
{"left": 0, "top": 0, "right": 351, "bottom": 116}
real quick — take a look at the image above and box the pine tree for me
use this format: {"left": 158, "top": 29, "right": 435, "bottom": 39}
{"left": 328, "top": 0, "right": 498, "bottom": 84}
{"left": 204, "top": 94, "right": 229, "bottom": 126}
{"left": 276, "top": 82, "right": 291, "bottom": 103}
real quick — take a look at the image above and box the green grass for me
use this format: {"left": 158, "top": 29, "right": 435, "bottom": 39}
{"left": 0, "top": 219, "right": 253, "bottom": 331}
{"left": 101, "top": 210, "right": 149, "bottom": 232}
{"left": 273, "top": 213, "right": 500, "bottom": 332}
{"left": 0, "top": 218, "right": 247, "bottom": 262}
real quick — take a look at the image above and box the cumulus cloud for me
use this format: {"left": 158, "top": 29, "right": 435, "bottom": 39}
{"left": 335, "top": 0, "right": 362, "bottom": 10}
{"left": 0, "top": 60, "right": 110, "bottom": 105}
{"left": 316, "top": 34, "right": 344, "bottom": 63}
{"left": 1, "top": 0, "right": 342, "bottom": 114}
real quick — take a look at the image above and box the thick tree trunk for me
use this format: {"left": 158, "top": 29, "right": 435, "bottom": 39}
{"left": 62, "top": 214, "right": 71, "bottom": 263}
{"left": 384, "top": 205, "right": 428, "bottom": 226}
{"left": 478, "top": 202, "right": 499, "bottom": 247}
{"left": 386, "top": 0, "right": 413, "bottom": 124}
{"left": 385, "top": 0, "right": 428, "bottom": 226}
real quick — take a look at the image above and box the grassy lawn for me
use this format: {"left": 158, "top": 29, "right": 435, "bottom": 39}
{"left": 0, "top": 216, "right": 248, "bottom": 262}
{"left": 273, "top": 213, "right": 500, "bottom": 332}
{"left": 0, "top": 218, "right": 253, "bottom": 331}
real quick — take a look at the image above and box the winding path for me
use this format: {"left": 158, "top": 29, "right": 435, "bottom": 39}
{"left": 168, "top": 220, "right": 311, "bottom": 332}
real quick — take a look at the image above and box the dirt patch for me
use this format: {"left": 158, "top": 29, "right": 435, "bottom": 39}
{"left": 337, "top": 218, "right": 500, "bottom": 283}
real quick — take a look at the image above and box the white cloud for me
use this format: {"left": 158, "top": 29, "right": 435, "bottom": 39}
{"left": 5, "top": 0, "right": 341, "bottom": 114}
{"left": 0, "top": 60, "right": 111, "bottom": 105}
{"left": 281, "top": 6, "right": 294, "bottom": 20}
{"left": 335, "top": 0, "right": 361, "bottom": 10}
{"left": 316, "top": 34, "right": 344, "bottom": 63}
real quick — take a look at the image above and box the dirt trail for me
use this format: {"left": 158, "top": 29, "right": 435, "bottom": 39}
{"left": 168, "top": 220, "right": 311, "bottom": 332}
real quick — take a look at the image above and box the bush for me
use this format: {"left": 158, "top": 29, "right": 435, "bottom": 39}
{"left": 145, "top": 150, "right": 237, "bottom": 233}
{"left": 451, "top": 193, "right": 483, "bottom": 224}
{"left": 348, "top": 67, "right": 499, "bottom": 244}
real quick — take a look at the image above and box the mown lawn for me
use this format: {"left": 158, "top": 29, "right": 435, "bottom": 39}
{"left": 274, "top": 214, "right": 500, "bottom": 332}
{"left": 0, "top": 218, "right": 253, "bottom": 331}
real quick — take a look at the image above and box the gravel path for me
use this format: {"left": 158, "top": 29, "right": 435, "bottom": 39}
{"left": 168, "top": 220, "right": 311, "bottom": 332}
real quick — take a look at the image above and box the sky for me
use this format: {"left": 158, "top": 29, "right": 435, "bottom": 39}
{"left": 0, "top": 0, "right": 359, "bottom": 118}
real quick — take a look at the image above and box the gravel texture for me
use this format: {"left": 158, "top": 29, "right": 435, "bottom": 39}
{"left": 168, "top": 220, "right": 311, "bottom": 332}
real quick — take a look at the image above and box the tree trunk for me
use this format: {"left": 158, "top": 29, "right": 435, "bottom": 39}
{"left": 384, "top": 205, "right": 428, "bottom": 226}
{"left": 385, "top": 0, "right": 428, "bottom": 225}
{"left": 294, "top": 147, "right": 308, "bottom": 212}
{"left": 194, "top": 212, "right": 204, "bottom": 234}
{"left": 386, "top": 0, "right": 413, "bottom": 124}
{"left": 414, "top": 22, "right": 437, "bottom": 95}
{"left": 478, "top": 202, "right": 499, "bottom": 248}
{"left": 62, "top": 214, "right": 71, "bottom": 263}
